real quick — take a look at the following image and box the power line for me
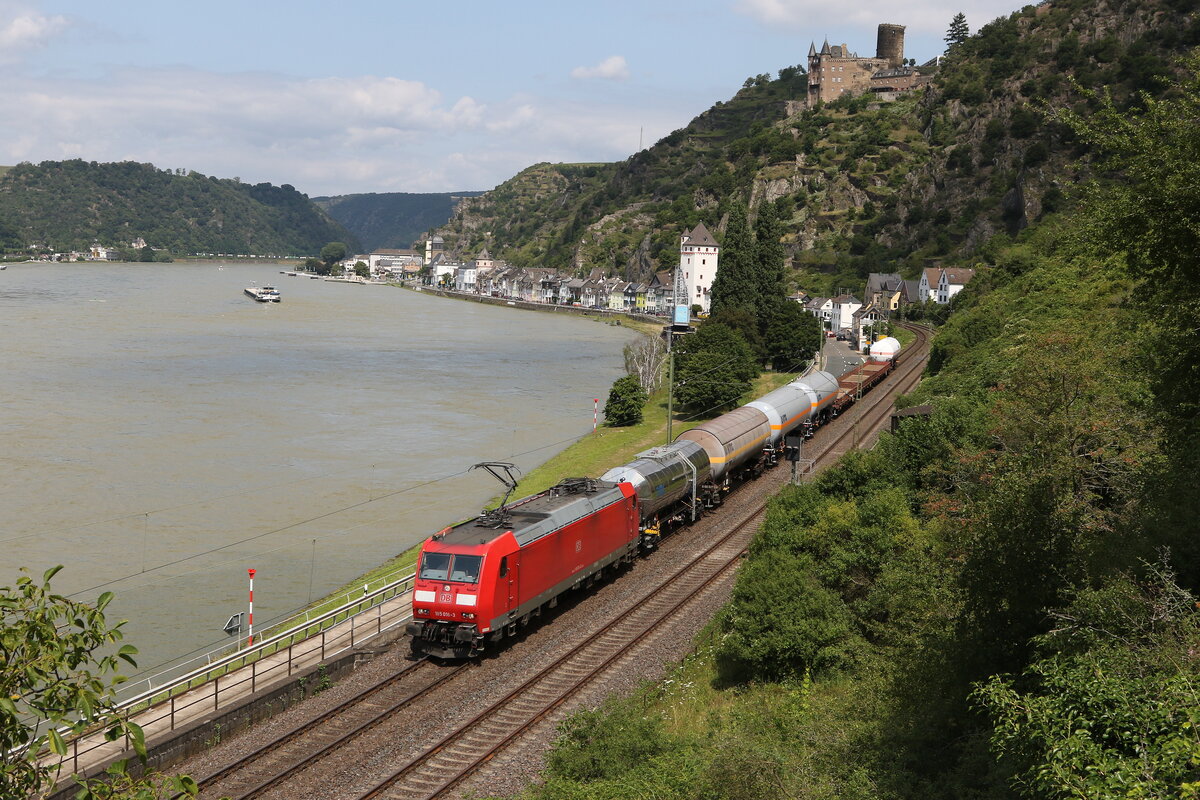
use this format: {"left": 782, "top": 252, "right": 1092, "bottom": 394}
{"left": 0, "top": 458, "right": 384, "bottom": 547}
{"left": 62, "top": 428, "right": 599, "bottom": 600}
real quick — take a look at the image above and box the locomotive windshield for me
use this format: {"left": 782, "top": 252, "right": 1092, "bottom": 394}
{"left": 419, "top": 552, "right": 451, "bottom": 580}
{"left": 418, "top": 552, "right": 482, "bottom": 584}
{"left": 449, "top": 555, "right": 482, "bottom": 583}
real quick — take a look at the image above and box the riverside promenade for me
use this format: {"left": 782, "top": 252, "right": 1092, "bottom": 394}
{"left": 47, "top": 584, "right": 416, "bottom": 799}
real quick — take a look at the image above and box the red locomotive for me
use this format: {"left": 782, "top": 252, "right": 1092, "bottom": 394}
{"left": 406, "top": 468, "right": 639, "bottom": 659}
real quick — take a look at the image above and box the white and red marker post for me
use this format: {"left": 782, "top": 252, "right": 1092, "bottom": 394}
{"left": 247, "top": 568, "right": 256, "bottom": 648}
{"left": 593, "top": 398, "right": 599, "bottom": 432}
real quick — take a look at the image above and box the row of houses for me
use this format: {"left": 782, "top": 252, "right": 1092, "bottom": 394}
{"left": 445, "top": 260, "right": 680, "bottom": 314}
{"left": 799, "top": 267, "right": 976, "bottom": 348}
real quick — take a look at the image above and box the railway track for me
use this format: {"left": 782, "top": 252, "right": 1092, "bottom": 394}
{"left": 192, "top": 659, "right": 468, "bottom": 800}
{"left": 348, "top": 325, "right": 933, "bottom": 800}
{"left": 191, "top": 325, "right": 931, "bottom": 800}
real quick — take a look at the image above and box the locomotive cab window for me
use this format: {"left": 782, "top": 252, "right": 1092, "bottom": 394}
{"left": 419, "top": 552, "right": 451, "bottom": 580}
{"left": 449, "top": 555, "right": 483, "bottom": 583}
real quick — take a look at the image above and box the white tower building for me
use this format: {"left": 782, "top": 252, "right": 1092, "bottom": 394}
{"left": 678, "top": 223, "right": 720, "bottom": 315}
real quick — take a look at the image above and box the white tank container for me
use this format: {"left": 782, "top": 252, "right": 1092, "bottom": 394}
{"left": 869, "top": 336, "right": 901, "bottom": 362}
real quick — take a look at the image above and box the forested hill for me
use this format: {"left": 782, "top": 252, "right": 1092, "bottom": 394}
{"left": 313, "top": 191, "right": 484, "bottom": 252}
{"left": 434, "top": 0, "right": 1199, "bottom": 294}
{"left": 0, "top": 160, "right": 360, "bottom": 256}
{"left": 505, "top": 5, "right": 1200, "bottom": 799}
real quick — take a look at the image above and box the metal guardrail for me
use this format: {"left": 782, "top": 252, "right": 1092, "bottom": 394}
{"left": 117, "top": 566, "right": 417, "bottom": 702}
{"left": 57, "top": 570, "right": 417, "bottom": 774}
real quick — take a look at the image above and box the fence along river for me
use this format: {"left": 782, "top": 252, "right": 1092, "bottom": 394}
{"left": 0, "top": 261, "right": 637, "bottom": 678}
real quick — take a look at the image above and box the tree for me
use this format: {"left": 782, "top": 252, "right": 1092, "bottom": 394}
{"left": 709, "top": 201, "right": 756, "bottom": 316}
{"left": 622, "top": 336, "right": 666, "bottom": 394}
{"left": 673, "top": 322, "right": 758, "bottom": 414}
{"left": 353, "top": 260, "right": 370, "bottom": 279}
{"left": 1053, "top": 53, "right": 1200, "bottom": 581}
{"left": 945, "top": 13, "right": 969, "bottom": 51}
{"left": 976, "top": 566, "right": 1200, "bottom": 799}
{"left": 0, "top": 566, "right": 146, "bottom": 798}
{"left": 603, "top": 374, "right": 648, "bottom": 427}
{"left": 753, "top": 201, "right": 786, "bottom": 307}
{"left": 320, "top": 241, "right": 347, "bottom": 271}
{"left": 761, "top": 298, "right": 821, "bottom": 372}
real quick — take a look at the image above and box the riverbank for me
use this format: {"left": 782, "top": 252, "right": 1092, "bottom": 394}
{"left": 401, "top": 282, "right": 666, "bottom": 337}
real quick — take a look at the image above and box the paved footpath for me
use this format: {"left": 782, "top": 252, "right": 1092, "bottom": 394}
{"left": 47, "top": 588, "right": 414, "bottom": 795}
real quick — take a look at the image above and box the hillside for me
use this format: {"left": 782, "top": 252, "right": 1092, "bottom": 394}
{"left": 313, "top": 191, "right": 484, "bottom": 252}
{"left": 468, "top": 3, "right": 1200, "bottom": 799}
{"left": 433, "top": 0, "right": 1199, "bottom": 296}
{"left": 0, "top": 160, "right": 359, "bottom": 256}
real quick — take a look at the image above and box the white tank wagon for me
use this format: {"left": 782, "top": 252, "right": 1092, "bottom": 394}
{"left": 745, "top": 382, "right": 811, "bottom": 448}
{"left": 869, "top": 336, "right": 902, "bottom": 362}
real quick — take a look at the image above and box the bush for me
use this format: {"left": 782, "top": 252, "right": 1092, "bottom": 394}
{"left": 603, "top": 374, "right": 648, "bottom": 427}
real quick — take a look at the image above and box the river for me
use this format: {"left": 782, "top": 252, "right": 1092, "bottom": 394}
{"left": 0, "top": 261, "right": 637, "bottom": 679}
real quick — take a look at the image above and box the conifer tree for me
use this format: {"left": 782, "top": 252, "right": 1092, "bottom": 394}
{"left": 709, "top": 200, "right": 756, "bottom": 316}
{"left": 753, "top": 201, "right": 786, "bottom": 308}
{"left": 945, "top": 13, "right": 969, "bottom": 51}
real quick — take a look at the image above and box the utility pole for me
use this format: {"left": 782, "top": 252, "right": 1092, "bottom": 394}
{"left": 666, "top": 329, "right": 675, "bottom": 444}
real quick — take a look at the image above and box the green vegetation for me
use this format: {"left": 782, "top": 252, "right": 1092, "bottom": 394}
{"left": 0, "top": 566, "right": 200, "bottom": 799}
{"left": 313, "top": 190, "right": 485, "bottom": 252}
{"left": 672, "top": 322, "right": 760, "bottom": 415}
{"left": 602, "top": 374, "right": 648, "bottom": 427}
{"left": 501, "top": 45, "right": 1200, "bottom": 800}
{"left": 0, "top": 160, "right": 359, "bottom": 256}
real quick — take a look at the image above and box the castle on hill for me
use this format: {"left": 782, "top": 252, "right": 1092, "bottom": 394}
{"left": 807, "top": 23, "right": 933, "bottom": 106}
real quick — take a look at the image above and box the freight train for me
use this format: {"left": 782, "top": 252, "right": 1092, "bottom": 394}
{"left": 406, "top": 340, "right": 900, "bottom": 658}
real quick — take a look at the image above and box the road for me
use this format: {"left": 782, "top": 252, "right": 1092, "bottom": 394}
{"left": 822, "top": 335, "right": 865, "bottom": 376}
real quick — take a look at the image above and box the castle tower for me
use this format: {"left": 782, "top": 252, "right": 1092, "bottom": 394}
{"left": 678, "top": 223, "right": 719, "bottom": 315}
{"left": 876, "top": 23, "right": 905, "bottom": 68}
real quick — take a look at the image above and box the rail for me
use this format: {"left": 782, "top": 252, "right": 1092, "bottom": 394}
{"left": 54, "top": 569, "right": 418, "bottom": 775}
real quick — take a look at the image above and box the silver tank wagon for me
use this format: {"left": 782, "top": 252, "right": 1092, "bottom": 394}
{"left": 600, "top": 440, "right": 711, "bottom": 520}
{"left": 794, "top": 370, "right": 841, "bottom": 423}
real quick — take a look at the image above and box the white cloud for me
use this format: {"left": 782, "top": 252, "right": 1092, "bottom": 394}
{"left": 0, "top": 62, "right": 692, "bottom": 195}
{"left": 570, "top": 55, "right": 630, "bottom": 81}
{"left": 0, "top": 4, "right": 69, "bottom": 61}
{"left": 732, "top": 0, "right": 1025, "bottom": 35}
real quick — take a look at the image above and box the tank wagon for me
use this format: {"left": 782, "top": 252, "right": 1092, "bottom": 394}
{"left": 677, "top": 370, "right": 840, "bottom": 483}
{"left": 410, "top": 355, "right": 896, "bottom": 659}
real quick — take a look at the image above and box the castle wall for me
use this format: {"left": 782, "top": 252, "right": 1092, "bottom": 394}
{"left": 807, "top": 54, "right": 889, "bottom": 105}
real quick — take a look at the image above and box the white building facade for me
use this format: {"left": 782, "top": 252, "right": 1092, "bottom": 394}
{"left": 679, "top": 223, "right": 720, "bottom": 315}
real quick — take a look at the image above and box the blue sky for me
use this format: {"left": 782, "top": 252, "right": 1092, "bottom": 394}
{"left": 1, "top": 0, "right": 1023, "bottom": 197}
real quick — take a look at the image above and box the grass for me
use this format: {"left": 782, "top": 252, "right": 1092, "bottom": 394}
{"left": 511, "top": 368, "right": 801, "bottom": 499}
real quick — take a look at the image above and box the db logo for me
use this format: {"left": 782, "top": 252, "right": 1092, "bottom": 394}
{"left": 439, "top": 593, "right": 452, "bottom": 604}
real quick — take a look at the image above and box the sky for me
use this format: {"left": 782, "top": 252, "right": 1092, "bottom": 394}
{"left": 1, "top": 0, "right": 1024, "bottom": 198}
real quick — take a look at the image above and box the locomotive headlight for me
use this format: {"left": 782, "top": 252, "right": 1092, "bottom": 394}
{"left": 462, "top": 612, "right": 476, "bottom": 619}
{"left": 415, "top": 608, "right": 430, "bottom": 614}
